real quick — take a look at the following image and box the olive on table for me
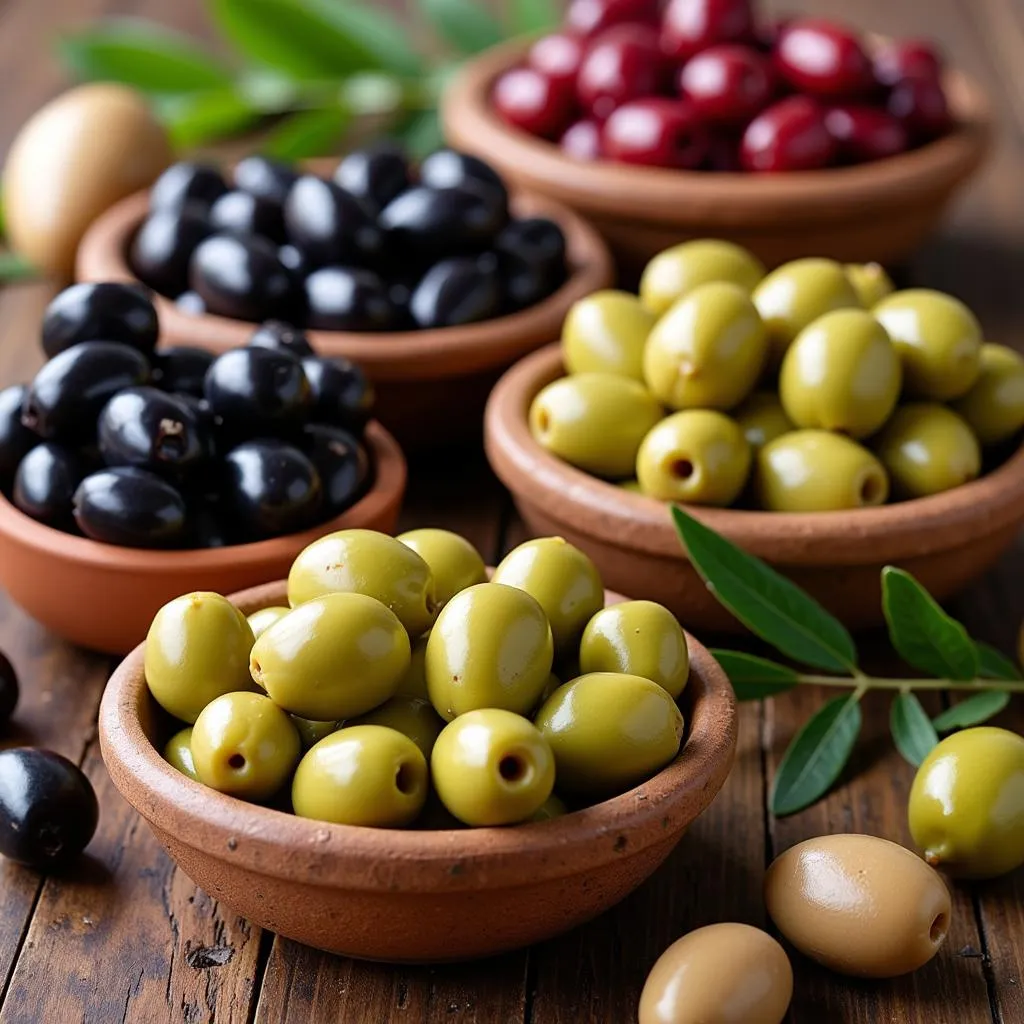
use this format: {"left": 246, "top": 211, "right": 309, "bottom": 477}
{"left": 349, "top": 695, "right": 445, "bottom": 759}
{"left": 73, "top": 466, "right": 189, "bottom": 547}
{"left": 151, "top": 346, "right": 215, "bottom": 397}
{"left": 0, "top": 651, "right": 19, "bottom": 725}
{"left": 130, "top": 207, "right": 211, "bottom": 298}
{"left": 734, "top": 391, "right": 794, "bottom": 450}
{"left": 301, "top": 424, "right": 369, "bottom": 516}
{"left": 246, "top": 605, "right": 290, "bottom": 640}
{"left": 333, "top": 142, "right": 410, "bottom": 212}
{"left": 150, "top": 161, "right": 227, "bottom": 214}
{"left": 164, "top": 727, "right": 199, "bottom": 781}
{"left": 562, "top": 290, "right": 655, "bottom": 381}
{"left": 419, "top": 149, "right": 509, "bottom": 203}
{"left": 0, "top": 385, "right": 39, "bottom": 486}
{"left": 844, "top": 261, "right": 894, "bottom": 308}
{"left": 379, "top": 185, "right": 509, "bottom": 259}
{"left": 13, "top": 443, "right": 90, "bottom": 530}
{"left": 290, "top": 716, "right": 339, "bottom": 750}
{"left": 40, "top": 282, "right": 159, "bottom": 359}
{"left": 283, "top": 175, "right": 385, "bottom": 267}
{"left": 233, "top": 155, "right": 297, "bottom": 205}
{"left": 409, "top": 256, "right": 503, "bottom": 329}
{"left": 301, "top": 356, "right": 374, "bottom": 435}
{"left": 247, "top": 320, "right": 315, "bottom": 358}
{"left": 396, "top": 528, "right": 487, "bottom": 607}
{"left": 305, "top": 266, "right": 403, "bottom": 332}
{"left": 951, "top": 343, "right": 1024, "bottom": 445}
{"left": 209, "top": 190, "right": 286, "bottom": 242}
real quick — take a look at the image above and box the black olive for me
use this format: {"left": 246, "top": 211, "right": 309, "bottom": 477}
{"left": 222, "top": 439, "right": 323, "bottom": 540}
{"left": 278, "top": 244, "right": 309, "bottom": 276}
{"left": 304, "top": 266, "right": 402, "bottom": 332}
{"left": 494, "top": 220, "right": 568, "bottom": 312}
{"left": 175, "top": 290, "right": 207, "bottom": 316}
{"left": 419, "top": 150, "right": 508, "bottom": 205}
{"left": 0, "top": 385, "right": 38, "bottom": 488}
{"left": 283, "top": 176, "right": 384, "bottom": 267}
{"left": 41, "top": 282, "right": 159, "bottom": 359}
{"left": 151, "top": 346, "right": 215, "bottom": 397}
{"left": 410, "top": 255, "right": 502, "bottom": 329}
{"left": 0, "top": 651, "right": 18, "bottom": 725}
{"left": 13, "top": 443, "right": 90, "bottom": 529}
{"left": 189, "top": 501, "right": 232, "bottom": 548}
{"left": 73, "top": 467, "right": 188, "bottom": 548}
{"left": 209, "top": 190, "right": 287, "bottom": 243}
{"left": 248, "top": 321, "right": 314, "bottom": 358}
{"left": 233, "top": 155, "right": 297, "bottom": 205}
{"left": 150, "top": 161, "right": 228, "bottom": 214}
{"left": 333, "top": 142, "right": 410, "bottom": 213}
{"left": 302, "top": 423, "right": 371, "bottom": 515}
{"left": 189, "top": 233, "right": 300, "bottom": 323}
{"left": 21, "top": 342, "right": 151, "bottom": 441}
{"left": 301, "top": 356, "right": 374, "bottom": 434}
{"left": 130, "top": 206, "right": 212, "bottom": 297}
{"left": 0, "top": 748, "right": 98, "bottom": 869}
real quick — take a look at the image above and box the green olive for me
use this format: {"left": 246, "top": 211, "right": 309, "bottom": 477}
{"left": 247, "top": 606, "right": 290, "bottom": 640}
{"left": 951, "top": 343, "right": 1024, "bottom": 445}
{"left": 755, "top": 430, "right": 889, "bottom": 512}
{"left": 844, "top": 262, "right": 894, "bottom": 308}
{"left": 431, "top": 709, "right": 556, "bottom": 826}
{"left": 535, "top": 672, "right": 683, "bottom": 797}
{"left": 530, "top": 373, "right": 663, "bottom": 479}
{"left": 492, "top": 537, "right": 604, "bottom": 656}
{"left": 875, "top": 404, "right": 981, "bottom": 499}
{"left": 734, "top": 391, "right": 795, "bottom": 450}
{"left": 779, "top": 309, "right": 902, "bottom": 439}
{"left": 292, "top": 725, "right": 428, "bottom": 827}
{"left": 164, "top": 727, "right": 198, "bottom": 781}
{"left": 640, "top": 239, "right": 765, "bottom": 316}
{"left": 643, "top": 281, "right": 768, "bottom": 411}
{"left": 619, "top": 479, "right": 643, "bottom": 493}
{"left": 579, "top": 600, "right": 689, "bottom": 699}
{"left": 348, "top": 695, "right": 445, "bottom": 758}
{"left": 414, "top": 789, "right": 465, "bottom": 830}
{"left": 290, "top": 715, "right": 339, "bottom": 750}
{"left": 636, "top": 410, "right": 751, "bottom": 506}
{"left": 532, "top": 793, "right": 568, "bottom": 821}
{"left": 287, "top": 528, "right": 438, "bottom": 636}
{"left": 191, "top": 692, "right": 301, "bottom": 801}
{"left": 145, "top": 591, "right": 257, "bottom": 724}
{"left": 395, "top": 632, "right": 429, "bottom": 700}
{"left": 873, "top": 289, "right": 982, "bottom": 400}
{"left": 396, "top": 528, "right": 487, "bottom": 607}
{"left": 562, "top": 290, "right": 656, "bottom": 381}
{"left": 250, "top": 592, "right": 410, "bottom": 721}
{"left": 426, "top": 582, "right": 554, "bottom": 721}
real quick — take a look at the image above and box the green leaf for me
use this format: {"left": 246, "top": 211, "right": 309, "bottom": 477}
{"left": 890, "top": 691, "right": 939, "bottom": 766}
{"left": 510, "top": 0, "right": 560, "bottom": 35}
{"left": 771, "top": 693, "right": 862, "bottom": 816}
{"left": 262, "top": 106, "right": 351, "bottom": 161}
{"left": 0, "top": 252, "right": 37, "bottom": 282}
{"left": 976, "top": 641, "right": 1022, "bottom": 681}
{"left": 932, "top": 691, "right": 1011, "bottom": 732}
{"left": 881, "top": 567, "right": 978, "bottom": 681}
{"left": 59, "top": 20, "right": 232, "bottom": 93}
{"left": 158, "top": 90, "right": 261, "bottom": 149}
{"left": 710, "top": 650, "right": 799, "bottom": 701}
{"left": 419, "top": 0, "right": 503, "bottom": 54}
{"left": 672, "top": 506, "right": 858, "bottom": 674}
{"left": 399, "top": 108, "right": 444, "bottom": 159}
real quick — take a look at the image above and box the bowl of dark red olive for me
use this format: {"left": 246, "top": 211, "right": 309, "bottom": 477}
{"left": 0, "top": 282, "right": 406, "bottom": 655}
{"left": 440, "top": 0, "right": 991, "bottom": 277}
{"left": 76, "top": 145, "right": 614, "bottom": 450}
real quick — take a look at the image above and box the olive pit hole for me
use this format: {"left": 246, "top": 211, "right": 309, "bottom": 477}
{"left": 499, "top": 755, "right": 527, "bottom": 783}
{"left": 930, "top": 912, "right": 949, "bottom": 943}
{"left": 860, "top": 473, "right": 885, "bottom": 506}
{"left": 671, "top": 458, "right": 695, "bottom": 480}
{"left": 395, "top": 761, "right": 417, "bottom": 795}
{"left": 228, "top": 754, "right": 246, "bottom": 770}
{"left": 536, "top": 408, "right": 551, "bottom": 436}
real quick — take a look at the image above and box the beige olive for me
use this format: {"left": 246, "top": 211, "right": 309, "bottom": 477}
{"left": 952, "top": 343, "right": 1024, "bottom": 445}
{"left": 640, "top": 239, "right": 765, "bottom": 316}
{"left": 396, "top": 528, "right": 487, "bottom": 607}
{"left": 4, "top": 84, "right": 172, "bottom": 277}
{"left": 643, "top": 282, "right": 768, "bottom": 411}
{"left": 638, "top": 923, "right": 793, "bottom": 1024}
{"left": 844, "top": 262, "right": 894, "bottom": 308}
{"left": 779, "top": 309, "right": 901, "bottom": 438}
{"left": 734, "top": 391, "right": 795, "bottom": 450}
{"left": 348, "top": 695, "right": 445, "bottom": 759}
{"left": 247, "top": 606, "right": 290, "bottom": 640}
{"left": 562, "top": 290, "right": 656, "bottom": 380}
{"left": 764, "top": 833, "right": 952, "bottom": 978}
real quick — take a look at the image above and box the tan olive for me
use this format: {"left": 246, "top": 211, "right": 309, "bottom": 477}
{"left": 640, "top": 240, "right": 765, "bottom": 316}
{"left": 951, "top": 343, "right": 1024, "bottom": 445}
{"left": 734, "top": 391, "right": 795, "bottom": 450}
{"left": 396, "top": 528, "right": 487, "bottom": 608}
{"left": 638, "top": 923, "right": 793, "bottom": 1024}
{"left": 4, "top": 84, "right": 173, "bottom": 278}
{"left": 562, "top": 290, "right": 656, "bottom": 380}
{"left": 764, "top": 833, "right": 952, "bottom": 978}
{"left": 348, "top": 695, "right": 445, "bottom": 759}
{"left": 844, "top": 262, "right": 894, "bottom": 308}
{"left": 247, "top": 606, "right": 290, "bottom": 640}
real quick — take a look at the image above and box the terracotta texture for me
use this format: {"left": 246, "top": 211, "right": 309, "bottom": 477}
{"left": 484, "top": 345, "right": 1024, "bottom": 632}
{"left": 75, "top": 189, "right": 614, "bottom": 450}
{"left": 0, "top": 422, "right": 405, "bottom": 654}
{"left": 441, "top": 39, "right": 991, "bottom": 279}
{"left": 99, "top": 579, "right": 737, "bottom": 963}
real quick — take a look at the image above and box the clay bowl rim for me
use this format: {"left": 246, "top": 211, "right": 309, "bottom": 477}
{"left": 0, "top": 419, "right": 405, "bottom": 573}
{"left": 484, "top": 343, "right": 1024, "bottom": 566}
{"left": 441, "top": 37, "right": 992, "bottom": 226}
{"left": 75, "top": 188, "right": 615, "bottom": 381}
{"left": 99, "top": 578, "right": 737, "bottom": 893}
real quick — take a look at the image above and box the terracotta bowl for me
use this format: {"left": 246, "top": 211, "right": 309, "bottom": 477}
{"left": 485, "top": 344, "right": 1024, "bottom": 632}
{"left": 99, "top": 578, "right": 737, "bottom": 963}
{"left": 441, "top": 39, "right": 992, "bottom": 279}
{"left": 0, "top": 421, "right": 405, "bottom": 654}
{"left": 75, "top": 188, "right": 614, "bottom": 451}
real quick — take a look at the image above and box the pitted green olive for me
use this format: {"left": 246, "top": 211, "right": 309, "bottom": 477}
{"left": 562, "top": 290, "right": 655, "bottom": 381}
{"left": 640, "top": 240, "right": 765, "bottom": 316}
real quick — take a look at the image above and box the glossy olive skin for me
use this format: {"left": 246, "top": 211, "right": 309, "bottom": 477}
{"left": 909, "top": 727, "right": 1024, "bottom": 880}
{"left": 780, "top": 308, "right": 901, "bottom": 438}
{"left": 13, "top": 443, "right": 89, "bottom": 530}
{"left": 431, "top": 709, "right": 555, "bottom": 826}
{"left": 562, "top": 290, "right": 655, "bottom": 381}
{"left": 41, "top": 282, "right": 159, "bottom": 359}
{"left": 290, "top": 715, "right": 339, "bottom": 750}
{"left": 144, "top": 591, "right": 257, "bottom": 723}
{"left": 301, "top": 424, "right": 369, "bottom": 516}
{"left": 535, "top": 672, "right": 684, "bottom": 797}
{"left": 396, "top": 634, "right": 429, "bottom": 701}
{"left": 639, "top": 923, "right": 793, "bottom": 1024}
{"left": 734, "top": 391, "right": 794, "bottom": 450}
{"left": 0, "top": 748, "right": 99, "bottom": 868}
{"left": 247, "top": 320, "right": 314, "bottom": 358}
{"left": 765, "top": 834, "right": 951, "bottom": 978}
{"left": 873, "top": 289, "right": 982, "bottom": 400}
{"left": 175, "top": 291, "right": 207, "bottom": 316}
{"left": 756, "top": 430, "right": 888, "bottom": 511}
{"left": 191, "top": 692, "right": 301, "bottom": 801}
{"left": 639, "top": 239, "right": 765, "bottom": 316}
{"left": 22, "top": 341, "right": 151, "bottom": 440}
{"left": 952, "top": 344, "right": 1024, "bottom": 445}
{"left": 875, "top": 404, "right": 980, "bottom": 499}
{"left": 209, "top": 189, "right": 286, "bottom": 242}
{"left": 333, "top": 142, "right": 410, "bottom": 212}
{"left": 288, "top": 529, "right": 438, "bottom": 636}
{"left": 494, "top": 217, "right": 567, "bottom": 312}
{"left": 426, "top": 582, "right": 554, "bottom": 721}
{"left": 164, "top": 727, "right": 199, "bottom": 781}
{"left": 0, "top": 651, "right": 19, "bottom": 725}
{"left": 530, "top": 373, "right": 663, "bottom": 479}
{"left": 0, "top": 385, "right": 37, "bottom": 486}
{"left": 150, "top": 161, "right": 227, "bottom": 213}
{"left": 292, "top": 725, "right": 428, "bottom": 827}
{"left": 580, "top": 601, "right": 689, "bottom": 699}
{"left": 636, "top": 410, "right": 751, "bottom": 506}
{"left": 419, "top": 149, "right": 508, "bottom": 203}
{"left": 380, "top": 185, "right": 508, "bottom": 260}
{"left": 246, "top": 605, "right": 290, "bottom": 640}
{"left": 73, "top": 467, "right": 189, "bottom": 548}
{"left": 396, "top": 528, "right": 487, "bottom": 607}
{"left": 492, "top": 537, "right": 604, "bottom": 655}
{"left": 304, "top": 266, "right": 402, "bottom": 332}
{"left": 151, "top": 346, "right": 215, "bottom": 397}
{"left": 349, "top": 695, "right": 445, "bottom": 759}
{"left": 251, "top": 592, "right": 410, "bottom": 721}
{"left": 410, "top": 256, "right": 502, "bottom": 329}
{"left": 130, "top": 206, "right": 212, "bottom": 297}
{"left": 302, "top": 356, "right": 374, "bottom": 435}
{"left": 284, "top": 175, "right": 384, "bottom": 267}
{"left": 844, "top": 261, "right": 893, "bottom": 308}
{"left": 233, "top": 155, "right": 297, "bottom": 205}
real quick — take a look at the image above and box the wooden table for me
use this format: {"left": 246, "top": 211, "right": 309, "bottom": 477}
{"left": 1, "top": 0, "right": 1023, "bottom": 1020}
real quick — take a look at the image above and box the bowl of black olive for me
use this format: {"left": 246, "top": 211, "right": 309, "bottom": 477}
{"left": 75, "top": 146, "right": 615, "bottom": 450}
{"left": 0, "top": 283, "right": 407, "bottom": 655}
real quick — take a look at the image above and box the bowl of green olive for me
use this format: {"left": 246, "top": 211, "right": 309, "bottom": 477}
{"left": 484, "top": 240, "right": 1024, "bottom": 631}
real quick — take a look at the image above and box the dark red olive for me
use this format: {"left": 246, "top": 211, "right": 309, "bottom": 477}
{"left": 773, "top": 19, "right": 874, "bottom": 98}
{"left": 566, "top": 0, "right": 658, "bottom": 38}
{"left": 302, "top": 423, "right": 370, "bottom": 515}
{"left": 418, "top": 151, "right": 508, "bottom": 205}
{"left": 602, "top": 98, "right": 709, "bottom": 169}
{"left": 873, "top": 39, "right": 943, "bottom": 87}
{"left": 0, "top": 748, "right": 98, "bottom": 868}
{"left": 301, "top": 356, "right": 374, "bottom": 434}
{"left": 494, "top": 218, "right": 567, "bottom": 311}
{"left": 333, "top": 142, "right": 410, "bottom": 213}
{"left": 13, "top": 443, "right": 90, "bottom": 530}
{"left": 826, "top": 104, "right": 909, "bottom": 163}
{"left": 248, "top": 321, "right": 315, "bottom": 358}
{"left": 209, "top": 190, "right": 286, "bottom": 243}
{"left": 560, "top": 119, "right": 603, "bottom": 160}
{"left": 73, "top": 467, "right": 188, "bottom": 548}
{"left": 150, "top": 162, "right": 227, "bottom": 214}
{"left": 754, "top": 15, "right": 792, "bottom": 53}
{"left": 232, "top": 155, "right": 297, "bottom": 205}
{"left": 0, "top": 652, "right": 18, "bottom": 726}
{"left": 41, "top": 282, "right": 159, "bottom": 359}
{"left": 410, "top": 256, "right": 502, "bottom": 329}
{"left": 151, "top": 346, "right": 215, "bottom": 397}
{"left": 0, "top": 385, "right": 38, "bottom": 487}
{"left": 304, "top": 267, "right": 403, "bottom": 332}
{"left": 678, "top": 44, "right": 775, "bottom": 125}
{"left": 130, "top": 206, "right": 211, "bottom": 298}
{"left": 660, "top": 0, "right": 755, "bottom": 62}
{"left": 493, "top": 66, "right": 577, "bottom": 140}
{"left": 577, "top": 24, "right": 666, "bottom": 121}
{"left": 528, "top": 33, "right": 586, "bottom": 88}
{"left": 740, "top": 95, "right": 835, "bottom": 172}
{"left": 175, "top": 291, "right": 206, "bottom": 316}
{"left": 887, "top": 74, "right": 951, "bottom": 140}
{"left": 283, "top": 176, "right": 384, "bottom": 267}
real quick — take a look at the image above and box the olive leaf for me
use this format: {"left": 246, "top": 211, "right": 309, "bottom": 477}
{"left": 419, "top": 0, "right": 504, "bottom": 55}
{"left": 398, "top": 109, "right": 445, "bottom": 159}
{"left": 158, "top": 90, "right": 262, "bottom": 149}
{"left": 710, "top": 650, "right": 798, "bottom": 701}
{"left": 890, "top": 691, "right": 938, "bottom": 766}
{"left": 510, "top": 0, "right": 561, "bottom": 35}
{"left": 976, "top": 641, "right": 1022, "bottom": 681}
{"left": 0, "top": 252, "right": 37, "bottom": 283}
{"left": 932, "top": 690, "right": 1010, "bottom": 732}
{"left": 262, "top": 105, "right": 352, "bottom": 161}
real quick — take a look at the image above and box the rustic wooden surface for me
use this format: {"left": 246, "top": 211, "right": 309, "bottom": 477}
{"left": 0, "top": 0, "right": 1023, "bottom": 1021}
